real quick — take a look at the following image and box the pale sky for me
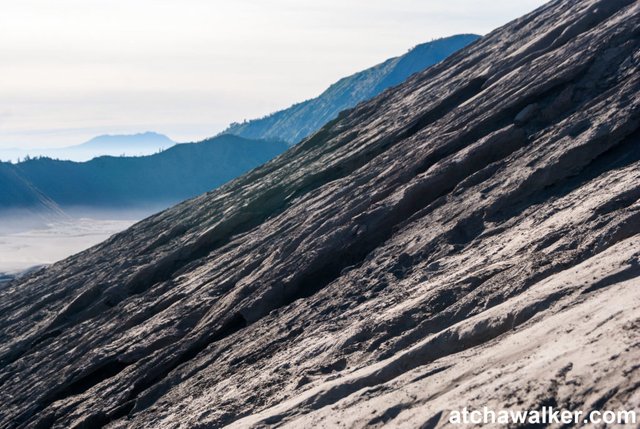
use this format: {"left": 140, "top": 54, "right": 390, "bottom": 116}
{"left": 0, "top": 0, "right": 548, "bottom": 149}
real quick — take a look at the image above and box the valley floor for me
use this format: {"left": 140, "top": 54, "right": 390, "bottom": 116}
{"left": 0, "top": 217, "right": 135, "bottom": 275}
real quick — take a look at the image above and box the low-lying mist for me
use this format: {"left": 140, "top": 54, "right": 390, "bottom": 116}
{"left": 0, "top": 206, "right": 165, "bottom": 277}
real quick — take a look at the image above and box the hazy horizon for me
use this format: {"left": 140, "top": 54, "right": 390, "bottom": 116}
{"left": 1, "top": 0, "right": 548, "bottom": 149}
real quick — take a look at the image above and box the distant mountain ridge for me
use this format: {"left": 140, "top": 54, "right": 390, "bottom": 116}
{"left": 0, "top": 135, "right": 287, "bottom": 212}
{"left": 0, "top": 132, "right": 175, "bottom": 163}
{"left": 223, "top": 34, "right": 480, "bottom": 144}
{"left": 77, "top": 132, "right": 175, "bottom": 154}
{"left": 0, "top": 35, "right": 478, "bottom": 218}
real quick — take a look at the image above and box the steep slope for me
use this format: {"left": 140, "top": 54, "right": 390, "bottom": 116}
{"left": 0, "top": 163, "right": 65, "bottom": 223}
{"left": 223, "top": 34, "right": 479, "bottom": 144}
{"left": 0, "top": 163, "right": 53, "bottom": 210}
{"left": 2, "top": 135, "right": 287, "bottom": 210}
{"left": 1, "top": 1, "right": 639, "bottom": 428}
{"left": 0, "top": 132, "right": 176, "bottom": 163}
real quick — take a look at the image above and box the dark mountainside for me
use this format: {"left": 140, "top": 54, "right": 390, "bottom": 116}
{"left": 0, "top": 163, "right": 55, "bottom": 211}
{"left": 0, "top": 135, "right": 287, "bottom": 210}
{"left": 0, "top": 163, "right": 65, "bottom": 222}
{"left": 0, "top": 132, "right": 176, "bottom": 163}
{"left": 1, "top": 1, "right": 640, "bottom": 428}
{"left": 223, "top": 34, "right": 479, "bottom": 144}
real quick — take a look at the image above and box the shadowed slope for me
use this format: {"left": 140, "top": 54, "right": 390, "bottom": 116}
{"left": 0, "top": 163, "right": 66, "bottom": 225}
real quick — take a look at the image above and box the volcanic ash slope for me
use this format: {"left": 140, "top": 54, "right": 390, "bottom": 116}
{"left": 1, "top": 0, "right": 639, "bottom": 427}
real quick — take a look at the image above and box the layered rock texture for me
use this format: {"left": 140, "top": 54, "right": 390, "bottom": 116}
{"left": 1, "top": 0, "right": 639, "bottom": 428}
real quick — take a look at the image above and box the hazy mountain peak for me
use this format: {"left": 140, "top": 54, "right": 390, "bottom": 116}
{"left": 81, "top": 131, "right": 174, "bottom": 148}
{"left": 0, "top": 131, "right": 176, "bottom": 163}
